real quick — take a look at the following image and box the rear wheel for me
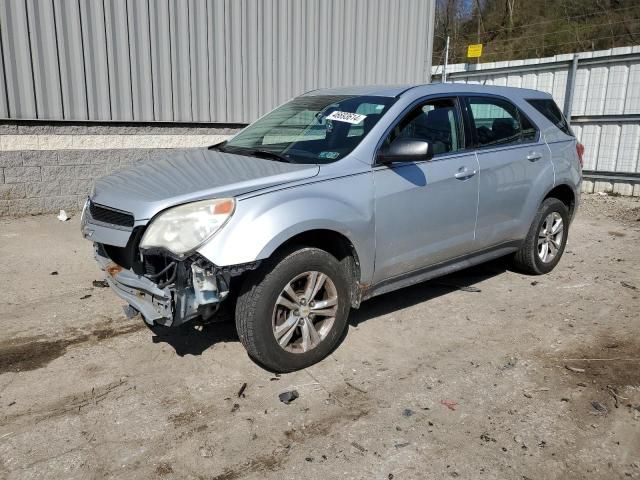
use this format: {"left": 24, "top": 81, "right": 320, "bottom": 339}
{"left": 513, "top": 197, "right": 569, "bottom": 275}
{"left": 235, "top": 247, "right": 351, "bottom": 372}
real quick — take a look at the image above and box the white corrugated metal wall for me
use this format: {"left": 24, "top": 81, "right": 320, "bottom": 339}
{"left": 0, "top": 0, "right": 435, "bottom": 124}
{"left": 433, "top": 46, "right": 640, "bottom": 176}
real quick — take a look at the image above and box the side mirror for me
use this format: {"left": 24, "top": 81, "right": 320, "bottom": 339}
{"left": 378, "top": 138, "right": 433, "bottom": 164}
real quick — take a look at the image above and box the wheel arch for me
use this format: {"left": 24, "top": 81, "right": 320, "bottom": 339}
{"left": 264, "top": 228, "right": 364, "bottom": 308}
{"left": 544, "top": 183, "right": 576, "bottom": 219}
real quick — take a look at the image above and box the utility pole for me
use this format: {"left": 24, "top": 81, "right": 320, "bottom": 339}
{"left": 475, "top": 0, "right": 482, "bottom": 65}
{"left": 443, "top": 35, "right": 450, "bottom": 83}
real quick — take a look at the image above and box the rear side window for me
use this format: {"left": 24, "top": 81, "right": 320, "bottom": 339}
{"left": 466, "top": 96, "right": 538, "bottom": 148}
{"left": 527, "top": 98, "right": 574, "bottom": 137}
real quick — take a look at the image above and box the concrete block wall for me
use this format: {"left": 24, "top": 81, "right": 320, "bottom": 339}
{"left": 581, "top": 179, "right": 640, "bottom": 196}
{"left": 0, "top": 123, "right": 239, "bottom": 217}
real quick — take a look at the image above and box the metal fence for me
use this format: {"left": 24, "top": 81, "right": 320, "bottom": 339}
{"left": 433, "top": 46, "right": 640, "bottom": 181}
{"left": 0, "top": 0, "right": 435, "bottom": 124}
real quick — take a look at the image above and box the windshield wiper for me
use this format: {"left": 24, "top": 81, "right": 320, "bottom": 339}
{"left": 211, "top": 144, "right": 293, "bottom": 163}
{"left": 224, "top": 146, "right": 293, "bottom": 163}
{"left": 247, "top": 149, "right": 293, "bottom": 163}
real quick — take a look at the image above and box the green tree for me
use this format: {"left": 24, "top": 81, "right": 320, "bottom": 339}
{"left": 434, "top": 0, "right": 640, "bottom": 65}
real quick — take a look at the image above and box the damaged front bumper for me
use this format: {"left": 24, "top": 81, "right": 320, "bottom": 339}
{"left": 94, "top": 244, "right": 253, "bottom": 327}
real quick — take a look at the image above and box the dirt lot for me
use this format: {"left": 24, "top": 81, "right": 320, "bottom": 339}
{"left": 0, "top": 194, "right": 639, "bottom": 480}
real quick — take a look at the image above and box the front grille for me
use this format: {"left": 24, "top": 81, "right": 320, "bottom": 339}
{"left": 89, "top": 201, "right": 134, "bottom": 228}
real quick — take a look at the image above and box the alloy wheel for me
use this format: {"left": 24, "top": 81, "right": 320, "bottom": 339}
{"left": 537, "top": 211, "right": 564, "bottom": 263}
{"left": 272, "top": 271, "right": 338, "bottom": 353}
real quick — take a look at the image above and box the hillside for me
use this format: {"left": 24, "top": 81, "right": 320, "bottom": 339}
{"left": 434, "top": 0, "right": 640, "bottom": 65}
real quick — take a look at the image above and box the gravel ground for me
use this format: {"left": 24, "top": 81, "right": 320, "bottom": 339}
{"left": 0, "top": 193, "right": 638, "bottom": 480}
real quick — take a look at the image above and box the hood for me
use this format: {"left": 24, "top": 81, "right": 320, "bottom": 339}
{"left": 92, "top": 148, "right": 319, "bottom": 220}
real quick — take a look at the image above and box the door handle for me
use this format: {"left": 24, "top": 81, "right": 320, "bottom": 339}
{"left": 527, "top": 152, "right": 542, "bottom": 162}
{"left": 454, "top": 167, "right": 477, "bottom": 180}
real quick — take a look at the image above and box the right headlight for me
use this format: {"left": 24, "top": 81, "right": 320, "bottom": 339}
{"left": 140, "top": 198, "right": 235, "bottom": 256}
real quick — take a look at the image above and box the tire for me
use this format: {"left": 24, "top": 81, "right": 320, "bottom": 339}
{"left": 513, "top": 197, "right": 569, "bottom": 275}
{"left": 235, "top": 247, "right": 351, "bottom": 372}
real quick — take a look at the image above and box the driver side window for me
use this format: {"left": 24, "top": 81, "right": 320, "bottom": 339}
{"left": 385, "top": 98, "right": 462, "bottom": 155}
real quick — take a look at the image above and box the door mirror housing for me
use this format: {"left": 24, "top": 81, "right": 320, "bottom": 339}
{"left": 378, "top": 138, "right": 433, "bottom": 164}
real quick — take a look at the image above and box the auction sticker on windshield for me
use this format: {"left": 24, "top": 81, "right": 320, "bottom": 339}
{"left": 326, "top": 111, "right": 367, "bottom": 124}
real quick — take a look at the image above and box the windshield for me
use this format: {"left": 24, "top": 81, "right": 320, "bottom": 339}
{"left": 221, "top": 95, "right": 396, "bottom": 164}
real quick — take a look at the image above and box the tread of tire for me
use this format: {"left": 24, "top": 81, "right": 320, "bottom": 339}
{"left": 235, "top": 246, "right": 329, "bottom": 369}
{"left": 513, "top": 197, "right": 567, "bottom": 275}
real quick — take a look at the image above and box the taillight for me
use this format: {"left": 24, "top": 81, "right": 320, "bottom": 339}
{"left": 576, "top": 142, "right": 584, "bottom": 169}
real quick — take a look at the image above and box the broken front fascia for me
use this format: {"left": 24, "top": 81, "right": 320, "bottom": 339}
{"left": 95, "top": 245, "right": 257, "bottom": 327}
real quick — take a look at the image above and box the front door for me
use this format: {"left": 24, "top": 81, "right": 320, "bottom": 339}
{"left": 372, "top": 97, "right": 480, "bottom": 283}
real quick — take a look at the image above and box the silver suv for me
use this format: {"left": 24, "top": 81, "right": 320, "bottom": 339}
{"left": 82, "top": 84, "right": 582, "bottom": 372}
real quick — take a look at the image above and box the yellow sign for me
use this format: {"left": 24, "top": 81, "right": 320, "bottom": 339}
{"left": 467, "top": 44, "right": 483, "bottom": 58}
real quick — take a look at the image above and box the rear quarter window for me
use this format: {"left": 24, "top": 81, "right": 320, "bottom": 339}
{"left": 526, "top": 99, "right": 574, "bottom": 137}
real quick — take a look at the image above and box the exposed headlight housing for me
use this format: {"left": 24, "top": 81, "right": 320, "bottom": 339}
{"left": 140, "top": 198, "right": 235, "bottom": 256}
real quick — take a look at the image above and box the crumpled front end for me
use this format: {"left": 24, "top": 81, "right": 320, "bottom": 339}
{"left": 95, "top": 245, "right": 236, "bottom": 326}
{"left": 83, "top": 200, "right": 256, "bottom": 327}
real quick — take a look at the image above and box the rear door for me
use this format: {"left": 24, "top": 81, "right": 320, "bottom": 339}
{"left": 372, "top": 96, "right": 480, "bottom": 283}
{"left": 464, "top": 95, "right": 552, "bottom": 249}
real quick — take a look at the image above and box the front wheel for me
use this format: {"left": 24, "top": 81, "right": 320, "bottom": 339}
{"left": 235, "top": 247, "right": 351, "bottom": 372}
{"left": 513, "top": 197, "right": 569, "bottom": 275}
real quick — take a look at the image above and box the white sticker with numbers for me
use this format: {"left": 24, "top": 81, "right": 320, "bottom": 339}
{"left": 325, "top": 111, "right": 367, "bottom": 124}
